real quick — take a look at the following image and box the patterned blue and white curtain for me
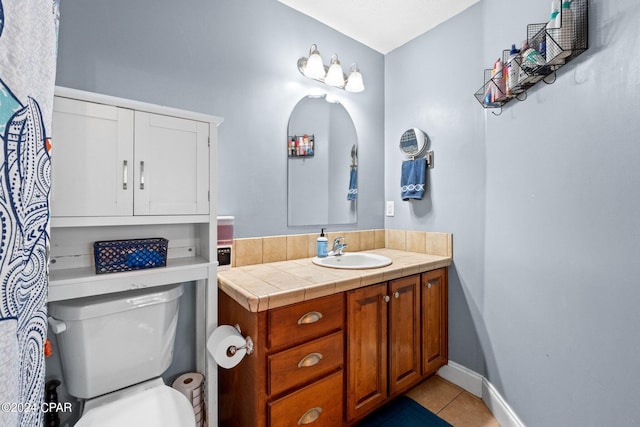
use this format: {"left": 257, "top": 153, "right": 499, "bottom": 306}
{"left": 0, "top": 1, "right": 59, "bottom": 426}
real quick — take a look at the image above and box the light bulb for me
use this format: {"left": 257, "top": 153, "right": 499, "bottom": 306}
{"left": 325, "top": 54, "right": 345, "bottom": 87}
{"left": 345, "top": 63, "right": 364, "bottom": 93}
{"left": 303, "top": 45, "right": 326, "bottom": 79}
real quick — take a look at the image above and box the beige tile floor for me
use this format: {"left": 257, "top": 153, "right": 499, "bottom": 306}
{"left": 405, "top": 375, "right": 500, "bottom": 427}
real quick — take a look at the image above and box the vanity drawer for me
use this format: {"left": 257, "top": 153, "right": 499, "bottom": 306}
{"left": 268, "top": 293, "right": 343, "bottom": 349}
{"left": 268, "top": 370, "right": 343, "bottom": 427}
{"left": 268, "top": 331, "right": 343, "bottom": 396}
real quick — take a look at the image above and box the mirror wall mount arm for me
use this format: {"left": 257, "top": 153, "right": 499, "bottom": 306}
{"left": 405, "top": 150, "right": 434, "bottom": 169}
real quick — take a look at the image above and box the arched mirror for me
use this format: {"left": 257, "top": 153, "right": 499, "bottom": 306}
{"left": 287, "top": 95, "right": 357, "bottom": 226}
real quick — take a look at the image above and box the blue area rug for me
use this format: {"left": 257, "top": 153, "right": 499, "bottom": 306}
{"left": 358, "top": 396, "right": 453, "bottom": 427}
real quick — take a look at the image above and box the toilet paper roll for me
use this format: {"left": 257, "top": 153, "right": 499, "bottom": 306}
{"left": 207, "top": 325, "right": 248, "bottom": 369}
{"left": 172, "top": 372, "right": 204, "bottom": 404}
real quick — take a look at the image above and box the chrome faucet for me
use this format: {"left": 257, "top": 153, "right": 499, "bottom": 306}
{"left": 329, "top": 237, "right": 348, "bottom": 256}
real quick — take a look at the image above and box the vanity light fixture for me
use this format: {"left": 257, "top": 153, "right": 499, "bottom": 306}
{"left": 297, "top": 44, "right": 365, "bottom": 93}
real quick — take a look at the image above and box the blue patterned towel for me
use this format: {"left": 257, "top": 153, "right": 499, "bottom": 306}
{"left": 347, "top": 167, "right": 358, "bottom": 200}
{"left": 401, "top": 158, "right": 427, "bottom": 200}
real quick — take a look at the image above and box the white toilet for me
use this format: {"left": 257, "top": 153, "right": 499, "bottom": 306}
{"left": 48, "top": 284, "right": 196, "bottom": 426}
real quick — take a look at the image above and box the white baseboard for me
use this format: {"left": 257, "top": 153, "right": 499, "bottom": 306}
{"left": 437, "top": 361, "right": 526, "bottom": 427}
{"left": 437, "top": 361, "right": 483, "bottom": 397}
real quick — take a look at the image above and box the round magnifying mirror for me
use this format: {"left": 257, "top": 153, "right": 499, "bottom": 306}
{"left": 399, "top": 128, "right": 429, "bottom": 157}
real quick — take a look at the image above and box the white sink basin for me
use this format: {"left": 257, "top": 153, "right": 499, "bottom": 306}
{"left": 312, "top": 253, "right": 392, "bottom": 270}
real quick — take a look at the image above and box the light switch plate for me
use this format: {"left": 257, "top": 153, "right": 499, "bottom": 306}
{"left": 386, "top": 201, "right": 395, "bottom": 217}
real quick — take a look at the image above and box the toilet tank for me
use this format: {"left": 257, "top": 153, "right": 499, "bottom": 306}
{"left": 49, "top": 284, "right": 183, "bottom": 399}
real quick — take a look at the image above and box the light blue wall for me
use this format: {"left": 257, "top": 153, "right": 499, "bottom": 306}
{"left": 386, "top": 0, "right": 640, "bottom": 425}
{"left": 55, "top": 0, "right": 640, "bottom": 425}
{"left": 385, "top": 3, "right": 488, "bottom": 379}
{"left": 55, "top": 0, "right": 385, "bottom": 238}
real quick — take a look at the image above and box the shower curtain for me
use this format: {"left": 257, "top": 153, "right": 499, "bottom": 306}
{"left": 0, "top": 1, "right": 59, "bottom": 426}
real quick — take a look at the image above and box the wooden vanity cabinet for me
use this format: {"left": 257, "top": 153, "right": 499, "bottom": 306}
{"left": 218, "top": 267, "right": 448, "bottom": 427}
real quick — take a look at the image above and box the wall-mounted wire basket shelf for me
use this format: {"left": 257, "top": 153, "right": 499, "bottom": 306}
{"left": 288, "top": 134, "right": 315, "bottom": 158}
{"left": 474, "top": 0, "right": 588, "bottom": 115}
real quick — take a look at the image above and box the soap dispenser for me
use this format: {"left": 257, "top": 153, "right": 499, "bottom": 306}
{"left": 317, "top": 228, "right": 328, "bottom": 258}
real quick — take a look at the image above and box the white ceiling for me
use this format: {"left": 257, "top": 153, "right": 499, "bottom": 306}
{"left": 277, "top": 0, "right": 480, "bottom": 54}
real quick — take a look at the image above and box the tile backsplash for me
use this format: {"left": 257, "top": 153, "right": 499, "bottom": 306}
{"left": 232, "top": 229, "right": 452, "bottom": 267}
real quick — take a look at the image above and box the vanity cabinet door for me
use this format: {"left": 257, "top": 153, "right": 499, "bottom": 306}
{"left": 133, "top": 111, "right": 209, "bottom": 215}
{"left": 51, "top": 97, "right": 134, "bottom": 217}
{"left": 421, "top": 268, "right": 448, "bottom": 376}
{"left": 388, "top": 275, "right": 421, "bottom": 395}
{"left": 346, "top": 283, "right": 388, "bottom": 422}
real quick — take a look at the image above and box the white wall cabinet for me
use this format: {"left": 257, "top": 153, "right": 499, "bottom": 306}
{"left": 51, "top": 96, "right": 210, "bottom": 218}
{"left": 48, "top": 86, "right": 222, "bottom": 299}
{"left": 48, "top": 86, "right": 223, "bottom": 426}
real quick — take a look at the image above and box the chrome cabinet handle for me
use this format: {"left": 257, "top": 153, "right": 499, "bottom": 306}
{"left": 139, "top": 161, "right": 145, "bottom": 189}
{"left": 298, "top": 311, "right": 323, "bottom": 325}
{"left": 426, "top": 281, "right": 435, "bottom": 289}
{"left": 122, "top": 160, "right": 128, "bottom": 190}
{"left": 298, "top": 407, "right": 322, "bottom": 425}
{"left": 298, "top": 352, "right": 323, "bottom": 368}
{"left": 383, "top": 295, "right": 390, "bottom": 303}
{"left": 393, "top": 291, "right": 400, "bottom": 299}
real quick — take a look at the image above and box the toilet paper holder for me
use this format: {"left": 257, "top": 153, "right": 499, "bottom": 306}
{"left": 227, "top": 324, "right": 254, "bottom": 357}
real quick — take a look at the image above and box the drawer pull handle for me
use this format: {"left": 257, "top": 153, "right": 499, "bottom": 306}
{"left": 298, "top": 311, "right": 323, "bottom": 325}
{"left": 393, "top": 291, "right": 400, "bottom": 299}
{"left": 426, "top": 281, "right": 436, "bottom": 289}
{"left": 298, "top": 352, "right": 323, "bottom": 368}
{"left": 298, "top": 407, "right": 322, "bottom": 425}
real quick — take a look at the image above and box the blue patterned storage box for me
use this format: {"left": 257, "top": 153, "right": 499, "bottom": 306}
{"left": 93, "top": 238, "right": 168, "bottom": 274}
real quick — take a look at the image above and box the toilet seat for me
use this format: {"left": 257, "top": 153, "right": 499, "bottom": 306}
{"left": 76, "top": 378, "right": 196, "bottom": 427}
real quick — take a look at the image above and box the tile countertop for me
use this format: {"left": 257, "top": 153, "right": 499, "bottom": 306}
{"left": 217, "top": 248, "right": 452, "bottom": 312}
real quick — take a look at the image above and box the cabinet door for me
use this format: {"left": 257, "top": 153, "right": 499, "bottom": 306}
{"left": 134, "top": 111, "right": 209, "bottom": 215}
{"left": 346, "top": 283, "right": 388, "bottom": 422}
{"left": 388, "top": 275, "right": 421, "bottom": 395}
{"left": 421, "top": 268, "right": 448, "bottom": 376}
{"left": 51, "top": 97, "right": 134, "bottom": 217}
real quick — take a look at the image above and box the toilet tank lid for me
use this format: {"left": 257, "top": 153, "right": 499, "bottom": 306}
{"left": 49, "top": 284, "right": 183, "bottom": 321}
